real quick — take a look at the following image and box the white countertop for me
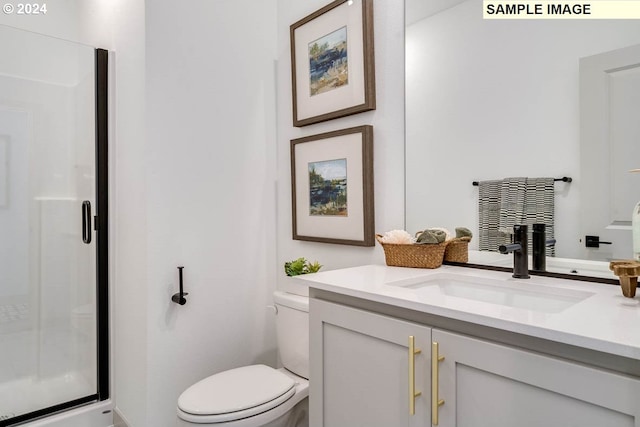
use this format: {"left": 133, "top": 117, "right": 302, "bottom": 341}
{"left": 294, "top": 264, "right": 640, "bottom": 360}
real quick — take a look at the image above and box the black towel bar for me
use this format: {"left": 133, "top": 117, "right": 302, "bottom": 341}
{"left": 472, "top": 177, "right": 572, "bottom": 186}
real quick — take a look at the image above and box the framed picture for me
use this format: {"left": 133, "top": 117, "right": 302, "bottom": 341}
{"left": 291, "top": 125, "right": 374, "bottom": 246}
{"left": 290, "top": 0, "right": 375, "bottom": 127}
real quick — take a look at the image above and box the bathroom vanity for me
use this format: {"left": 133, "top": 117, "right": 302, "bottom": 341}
{"left": 296, "top": 265, "right": 640, "bottom": 427}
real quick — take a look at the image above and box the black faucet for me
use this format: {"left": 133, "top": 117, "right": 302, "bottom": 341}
{"left": 532, "top": 223, "right": 556, "bottom": 272}
{"left": 499, "top": 224, "right": 530, "bottom": 279}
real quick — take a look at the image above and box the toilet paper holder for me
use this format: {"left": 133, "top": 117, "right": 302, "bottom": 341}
{"left": 171, "top": 266, "right": 188, "bottom": 305}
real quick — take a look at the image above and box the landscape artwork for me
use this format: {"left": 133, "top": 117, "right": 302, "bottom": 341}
{"left": 308, "top": 158, "right": 347, "bottom": 216}
{"left": 308, "top": 26, "right": 348, "bottom": 96}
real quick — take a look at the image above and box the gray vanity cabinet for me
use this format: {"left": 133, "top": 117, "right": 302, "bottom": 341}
{"left": 310, "top": 297, "right": 640, "bottom": 427}
{"left": 433, "top": 329, "right": 640, "bottom": 427}
{"left": 309, "top": 298, "right": 432, "bottom": 427}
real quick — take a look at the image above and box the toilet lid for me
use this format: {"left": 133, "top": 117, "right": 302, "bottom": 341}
{"left": 178, "top": 365, "right": 296, "bottom": 417}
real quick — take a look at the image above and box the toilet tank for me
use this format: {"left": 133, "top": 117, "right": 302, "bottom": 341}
{"left": 273, "top": 291, "right": 309, "bottom": 379}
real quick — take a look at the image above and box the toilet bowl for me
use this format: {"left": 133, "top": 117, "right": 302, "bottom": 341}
{"left": 176, "top": 291, "right": 309, "bottom": 427}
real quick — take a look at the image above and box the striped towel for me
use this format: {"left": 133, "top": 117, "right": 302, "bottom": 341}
{"left": 499, "top": 177, "right": 527, "bottom": 238}
{"left": 478, "top": 177, "right": 555, "bottom": 256}
{"left": 478, "top": 180, "right": 504, "bottom": 252}
{"left": 524, "top": 178, "right": 555, "bottom": 256}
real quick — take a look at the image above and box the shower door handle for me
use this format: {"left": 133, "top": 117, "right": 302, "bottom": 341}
{"left": 82, "top": 201, "right": 92, "bottom": 244}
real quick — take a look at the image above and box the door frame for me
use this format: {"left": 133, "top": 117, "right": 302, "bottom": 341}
{"left": 95, "top": 47, "right": 110, "bottom": 402}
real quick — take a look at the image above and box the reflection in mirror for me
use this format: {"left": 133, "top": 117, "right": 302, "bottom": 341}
{"left": 405, "top": 0, "right": 640, "bottom": 280}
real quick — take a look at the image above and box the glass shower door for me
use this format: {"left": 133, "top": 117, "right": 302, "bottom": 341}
{"left": 0, "top": 25, "right": 101, "bottom": 424}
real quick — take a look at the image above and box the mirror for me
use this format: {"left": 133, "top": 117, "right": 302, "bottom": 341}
{"left": 405, "top": 0, "right": 640, "bottom": 280}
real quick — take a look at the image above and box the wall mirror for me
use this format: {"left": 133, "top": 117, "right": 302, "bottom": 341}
{"left": 405, "top": 0, "right": 640, "bottom": 281}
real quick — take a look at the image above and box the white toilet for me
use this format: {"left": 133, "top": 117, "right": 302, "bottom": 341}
{"left": 176, "top": 291, "right": 309, "bottom": 427}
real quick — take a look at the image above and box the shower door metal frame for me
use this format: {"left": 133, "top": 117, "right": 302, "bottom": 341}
{"left": 0, "top": 47, "right": 109, "bottom": 427}
{"left": 95, "top": 47, "right": 110, "bottom": 404}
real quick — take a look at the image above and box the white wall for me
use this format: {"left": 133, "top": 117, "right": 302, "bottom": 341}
{"left": 405, "top": 0, "right": 640, "bottom": 259}
{"left": 143, "top": 0, "right": 278, "bottom": 425}
{"left": 110, "top": 0, "right": 147, "bottom": 425}
{"left": 275, "top": 0, "right": 406, "bottom": 276}
{"left": 0, "top": 0, "right": 82, "bottom": 44}
{"left": 121, "top": 2, "right": 404, "bottom": 423}
{"left": 0, "top": 0, "right": 113, "bottom": 49}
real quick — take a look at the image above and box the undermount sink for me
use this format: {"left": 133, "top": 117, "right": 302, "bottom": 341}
{"left": 398, "top": 274, "right": 595, "bottom": 313}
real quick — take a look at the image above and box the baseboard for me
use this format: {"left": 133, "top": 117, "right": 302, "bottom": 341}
{"left": 113, "top": 409, "right": 130, "bottom": 427}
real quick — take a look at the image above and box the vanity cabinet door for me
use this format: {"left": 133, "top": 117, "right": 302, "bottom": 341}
{"left": 310, "top": 298, "right": 431, "bottom": 427}
{"left": 433, "top": 329, "right": 640, "bottom": 427}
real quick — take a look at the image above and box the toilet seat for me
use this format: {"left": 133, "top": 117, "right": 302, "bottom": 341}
{"left": 177, "top": 365, "right": 297, "bottom": 424}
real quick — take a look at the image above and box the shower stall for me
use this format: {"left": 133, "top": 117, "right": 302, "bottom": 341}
{"left": 0, "top": 25, "right": 109, "bottom": 426}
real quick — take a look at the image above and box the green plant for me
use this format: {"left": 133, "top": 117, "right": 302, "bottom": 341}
{"left": 284, "top": 257, "right": 322, "bottom": 276}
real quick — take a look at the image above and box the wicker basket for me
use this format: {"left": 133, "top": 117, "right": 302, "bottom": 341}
{"left": 444, "top": 237, "right": 471, "bottom": 263}
{"left": 376, "top": 234, "right": 447, "bottom": 269}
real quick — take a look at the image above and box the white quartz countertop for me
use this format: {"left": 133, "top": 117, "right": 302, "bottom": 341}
{"left": 294, "top": 264, "right": 640, "bottom": 360}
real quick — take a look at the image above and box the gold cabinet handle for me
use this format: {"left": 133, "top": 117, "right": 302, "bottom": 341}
{"left": 409, "top": 336, "right": 422, "bottom": 415}
{"left": 431, "top": 342, "right": 445, "bottom": 425}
